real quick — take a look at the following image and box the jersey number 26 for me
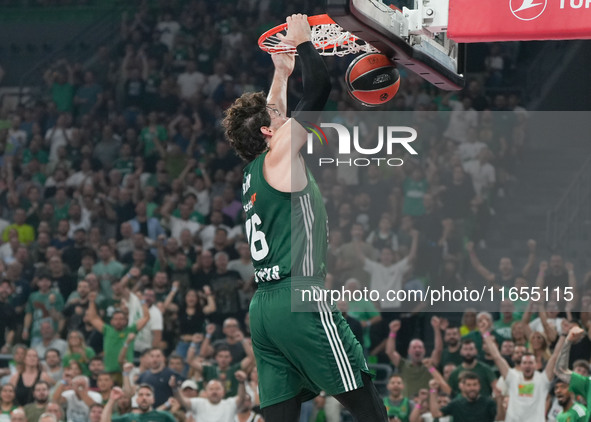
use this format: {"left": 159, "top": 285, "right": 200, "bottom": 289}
{"left": 245, "top": 213, "right": 269, "bottom": 261}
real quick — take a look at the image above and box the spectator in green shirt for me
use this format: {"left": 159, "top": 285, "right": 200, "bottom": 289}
{"left": 428, "top": 372, "right": 496, "bottom": 422}
{"left": 43, "top": 65, "right": 74, "bottom": 112}
{"left": 555, "top": 379, "right": 589, "bottom": 422}
{"left": 191, "top": 343, "right": 255, "bottom": 398}
{"left": 101, "top": 385, "right": 176, "bottom": 422}
{"left": 447, "top": 339, "right": 496, "bottom": 398}
{"left": 92, "top": 244, "right": 125, "bottom": 300}
{"left": 85, "top": 291, "right": 150, "bottom": 373}
{"left": 555, "top": 326, "right": 591, "bottom": 418}
{"left": 22, "top": 270, "right": 65, "bottom": 344}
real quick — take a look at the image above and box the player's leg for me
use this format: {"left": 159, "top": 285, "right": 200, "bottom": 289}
{"left": 274, "top": 285, "right": 387, "bottom": 419}
{"left": 333, "top": 372, "right": 388, "bottom": 421}
{"left": 249, "top": 286, "right": 314, "bottom": 419}
{"left": 262, "top": 396, "right": 301, "bottom": 422}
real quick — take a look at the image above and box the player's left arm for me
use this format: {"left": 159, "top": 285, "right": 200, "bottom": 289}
{"left": 267, "top": 53, "right": 294, "bottom": 118}
{"left": 278, "top": 14, "right": 331, "bottom": 155}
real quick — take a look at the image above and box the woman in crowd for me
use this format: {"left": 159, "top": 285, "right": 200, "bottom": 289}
{"left": 510, "top": 321, "right": 529, "bottom": 347}
{"left": 460, "top": 309, "right": 477, "bottom": 337}
{"left": 8, "top": 349, "right": 54, "bottom": 405}
{"left": 62, "top": 330, "right": 96, "bottom": 376}
{"left": 0, "top": 384, "right": 19, "bottom": 422}
{"left": 163, "top": 282, "right": 216, "bottom": 358}
{"left": 529, "top": 331, "right": 551, "bottom": 370}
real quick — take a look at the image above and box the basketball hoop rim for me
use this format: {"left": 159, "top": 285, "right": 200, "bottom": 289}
{"left": 257, "top": 14, "right": 361, "bottom": 54}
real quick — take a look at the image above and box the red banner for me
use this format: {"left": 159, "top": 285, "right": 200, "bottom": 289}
{"left": 448, "top": 0, "right": 591, "bottom": 42}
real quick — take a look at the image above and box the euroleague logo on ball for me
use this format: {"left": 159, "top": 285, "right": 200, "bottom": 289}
{"left": 373, "top": 74, "right": 391, "bottom": 85}
{"left": 510, "top": 0, "right": 547, "bottom": 20}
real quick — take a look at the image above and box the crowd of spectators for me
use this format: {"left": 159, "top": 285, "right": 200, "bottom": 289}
{"left": 1, "top": 0, "right": 590, "bottom": 422}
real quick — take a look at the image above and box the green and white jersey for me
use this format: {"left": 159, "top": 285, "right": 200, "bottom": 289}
{"left": 242, "top": 152, "right": 328, "bottom": 283}
{"left": 557, "top": 402, "right": 589, "bottom": 422}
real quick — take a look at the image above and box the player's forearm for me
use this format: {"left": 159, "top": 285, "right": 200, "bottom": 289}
{"left": 267, "top": 71, "right": 289, "bottom": 116}
{"left": 293, "top": 41, "right": 331, "bottom": 112}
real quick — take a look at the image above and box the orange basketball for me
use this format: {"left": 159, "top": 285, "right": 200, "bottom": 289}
{"left": 345, "top": 53, "right": 400, "bottom": 107}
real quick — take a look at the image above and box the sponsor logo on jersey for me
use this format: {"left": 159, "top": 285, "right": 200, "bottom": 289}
{"left": 242, "top": 174, "right": 251, "bottom": 194}
{"left": 243, "top": 192, "right": 257, "bottom": 212}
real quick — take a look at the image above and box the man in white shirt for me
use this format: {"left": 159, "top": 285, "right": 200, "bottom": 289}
{"left": 361, "top": 230, "right": 418, "bottom": 311}
{"left": 480, "top": 318, "right": 564, "bottom": 422}
{"left": 458, "top": 128, "right": 486, "bottom": 163}
{"left": 59, "top": 376, "right": 102, "bottom": 422}
{"left": 463, "top": 149, "right": 495, "bottom": 198}
{"left": 156, "top": 12, "right": 180, "bottom": 50}
{"left": 443, "top": 97, "right": 478, "bottom": 144}
{"left": 172, "top": 370, "right": 248, "bottom": 422}
{"left": 528, "top": 300, "right": 564, "bottom": 337}
{"left": 177, "top": 61, "right": 206, "bottom": 100}
{"left": 6, "top": 116, "right": 27, "bottom": 156}
{"left": 134, "top": 288, "right": 163, "bottom": 353}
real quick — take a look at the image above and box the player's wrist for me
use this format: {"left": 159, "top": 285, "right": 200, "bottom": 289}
{"left": 295, "top": 40, "right": 314, "bottom": 51}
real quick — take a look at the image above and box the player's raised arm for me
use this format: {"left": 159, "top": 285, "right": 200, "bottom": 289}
{"left": 267, "top": 52, "right": 294, "bottom": 118}
{"left": 277, "top": 14, "right": 332, "bottom": 154}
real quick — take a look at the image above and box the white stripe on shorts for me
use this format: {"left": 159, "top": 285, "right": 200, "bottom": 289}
{"left": 313, "top": 286, "right": 357, "bottom": 391}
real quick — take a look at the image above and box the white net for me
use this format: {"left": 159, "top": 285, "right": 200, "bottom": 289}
{"left": 261, "top": 23, "right": 379, "bottom": 57}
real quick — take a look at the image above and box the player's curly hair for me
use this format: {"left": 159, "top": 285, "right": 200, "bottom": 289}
{"left": 222, "top": 91, "right": 271, "bottom": 162}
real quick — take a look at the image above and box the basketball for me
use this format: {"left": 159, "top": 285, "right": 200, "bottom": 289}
{"left": 345, "top": 53, "right": 400, "bottom": 107}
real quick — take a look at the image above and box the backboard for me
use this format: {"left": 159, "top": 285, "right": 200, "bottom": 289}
{"left": 327, "top": 0, "right": 465, "bottom": 90}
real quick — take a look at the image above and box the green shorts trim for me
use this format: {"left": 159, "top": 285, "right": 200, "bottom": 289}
{"left": 250, "top": 278, "right": 370, "bottom": 408}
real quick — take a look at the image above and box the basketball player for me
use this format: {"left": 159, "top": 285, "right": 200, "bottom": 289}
{"left": 222, "top": 14, "right": 388, "bottom": 422}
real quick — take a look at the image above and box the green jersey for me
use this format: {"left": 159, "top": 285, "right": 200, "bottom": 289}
{"left": 241, "top": 152, "right": 328, "bottom": 283}
{"left": 25, "top": 290, "right": 65, "bottom": 339}
{"left": 557, "top": 402, "right": 589, "bottom": 422}
{"left": 112, "top": 410, "right": 176, "bottom": 422}
{"left": 570, "top": 372, "right": 591, "bottom": 416}
{"left": 103, "top": 323, "right": 137, "bottom": 372}
{"left": 383, "top": 396, "right": 412, "bottom": 421}
{"left": 202, "top": 362, "right": 242, "bottom": 397}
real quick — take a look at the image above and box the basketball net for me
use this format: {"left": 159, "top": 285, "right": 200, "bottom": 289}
{"left": 258, "top": 14, "right": 378, "bottom": 57}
